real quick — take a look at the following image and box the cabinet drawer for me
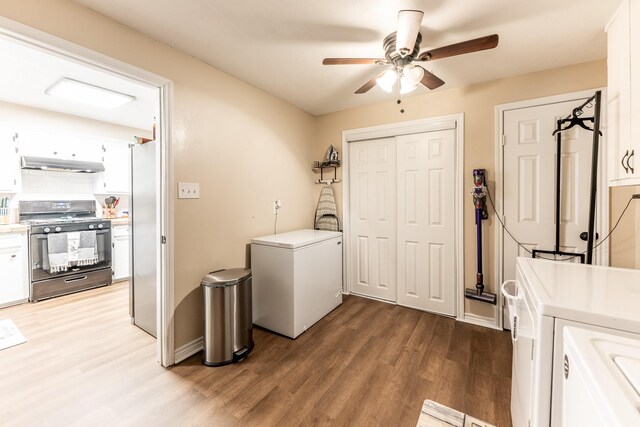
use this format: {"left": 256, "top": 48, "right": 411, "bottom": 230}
{"left": 0, "top": 233, "right": 23, "bottom": 249}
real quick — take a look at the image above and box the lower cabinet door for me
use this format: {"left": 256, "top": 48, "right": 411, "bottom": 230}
{"left": 112, "top": 234, "right": 131, "bottom": 282}
{"left": 0, "top": 244, "right": 28, "bottom": 307}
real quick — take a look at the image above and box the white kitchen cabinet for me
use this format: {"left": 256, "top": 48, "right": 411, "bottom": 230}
{"left": 17, "top": 130, "right": 101, "bottom": 162}
{"left": 112, "top": 224, "right": 131, "bottom": 282}
{"left": 0, "top": 232, "right": 29, "bottom": 308}
{"left": 607, "top": 0, "right": 640, "bottom": 185}
{"left": 96, "top": 141, "right": 131, "bottom": 194}
{"left": 0, "top": 127, "right": 22, "bottom": 193}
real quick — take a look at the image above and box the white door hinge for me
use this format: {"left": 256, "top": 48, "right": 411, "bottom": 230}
{"left": 161, "top": 236, "right": 166, "bottom": 244}
{"left": 502, "top": 134, "right": 506, "bottom": 146}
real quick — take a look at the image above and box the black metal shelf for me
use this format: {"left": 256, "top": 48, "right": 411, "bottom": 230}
{"left": 312, "top": 160, "right": 341, "bottom": 184}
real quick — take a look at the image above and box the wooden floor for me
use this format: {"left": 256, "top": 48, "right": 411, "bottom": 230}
{"left": 0, "top": 282, "right": 512, "bottom": 426}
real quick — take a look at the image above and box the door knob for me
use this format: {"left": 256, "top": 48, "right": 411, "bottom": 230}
{"left": 579, "top": 231, "right": 599, "bottom": 241}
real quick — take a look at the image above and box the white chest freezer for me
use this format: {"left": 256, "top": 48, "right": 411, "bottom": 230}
{"left": 251, "top": 229, "right": 343, "bottom": 338}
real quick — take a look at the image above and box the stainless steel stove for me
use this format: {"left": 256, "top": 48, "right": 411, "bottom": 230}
{"left": 20, "top": 200, "right": 112, "bottom": 302}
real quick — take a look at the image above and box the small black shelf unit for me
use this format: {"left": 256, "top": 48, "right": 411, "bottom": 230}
{"left": 313, "top": 160, "right": 341, "bottom": 184}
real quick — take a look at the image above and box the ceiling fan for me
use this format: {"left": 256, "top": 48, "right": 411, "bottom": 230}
{"left": 322, "top": 10, "right": 499, "bottom": 95}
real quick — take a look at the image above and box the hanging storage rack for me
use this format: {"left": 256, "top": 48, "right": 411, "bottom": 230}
{"left": 532, "top": 90, "right": 602, "bottom": 264}
{"left": 313, "top": 160, "right": 341, "bottom": 184}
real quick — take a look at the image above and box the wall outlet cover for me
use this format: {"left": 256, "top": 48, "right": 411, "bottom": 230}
{"left": 178, "top": 182, "right": 200, "bottom": 199}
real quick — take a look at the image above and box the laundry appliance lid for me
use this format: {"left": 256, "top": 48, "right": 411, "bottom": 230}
{"left": 517, "top": 258, "right": 640, "bottom": 333}
{"left": 251, "top": 229, "right": 342, "bottom": 249}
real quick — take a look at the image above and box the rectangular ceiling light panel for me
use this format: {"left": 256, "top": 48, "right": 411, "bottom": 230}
{"left": 46, "top": 77, "right": 136, "bottom": 109}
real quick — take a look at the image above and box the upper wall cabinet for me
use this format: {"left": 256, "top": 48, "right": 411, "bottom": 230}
{"left": 95, "top": 140, "right": 131, "bottom": 194}
{"left": 607, "top": 0, "right": 640, "bottom": 186}
{"left": 17, "top": 130, "right": 102, "bottom": 162}
{"left": 0, "top": 127, "right": 22, "bottom": 193}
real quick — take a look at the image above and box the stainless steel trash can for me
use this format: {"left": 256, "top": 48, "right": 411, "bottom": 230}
{"left": 201, "top": 268, "right": 254, "bottom": 366}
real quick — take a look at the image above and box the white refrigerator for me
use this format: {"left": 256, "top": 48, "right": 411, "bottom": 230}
{"left": 251, "top": 229, "right": 343, "bottom": 338}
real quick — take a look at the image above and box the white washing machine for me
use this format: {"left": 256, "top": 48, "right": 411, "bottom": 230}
{"left": 562, "top": 326, "right": 640, "bottom": 427}
{"left": 503, "top": 258, "right": 640, "bottom": 426}
{"left": 251, "top": 229, "right": 342, "bottom": 338}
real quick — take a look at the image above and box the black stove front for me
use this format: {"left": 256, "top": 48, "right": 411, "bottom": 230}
{"left": 19, "top": 200, "right": 113, "bottom": 302}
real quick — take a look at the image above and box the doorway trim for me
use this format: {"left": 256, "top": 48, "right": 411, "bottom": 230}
{"left": 0, "top": 17, "right": 176, "bottom": 366}
{"left": 494, "top": 88, "right": 609, "bottom": 329}
{"left": 341, "top": 114, "right": 465, "bottom": 320}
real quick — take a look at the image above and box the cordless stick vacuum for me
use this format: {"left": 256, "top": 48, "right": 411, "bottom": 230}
{"left": 465, "top": 169, "right": 497, "bottom": 305}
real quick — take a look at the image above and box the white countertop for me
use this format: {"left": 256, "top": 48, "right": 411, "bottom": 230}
{"left": 518, "top": 257, "right": 640, "bottom": 333}
{"left": 108, "top": 218, "right": 130, "bottom": 226}
{"left": 251, "top": 229, "right": 342, "bottom": 249}
{"left": 0, "top": 224, "right": 29, "bottom": 234}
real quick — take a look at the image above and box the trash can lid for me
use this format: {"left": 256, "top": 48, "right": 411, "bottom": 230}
{"left": 201, "top": 268, "right": 252, "bottom": 287}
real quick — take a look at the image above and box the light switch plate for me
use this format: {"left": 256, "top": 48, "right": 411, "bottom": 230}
{"left": 178, "top": 182, "right": 200, "bottom": 199}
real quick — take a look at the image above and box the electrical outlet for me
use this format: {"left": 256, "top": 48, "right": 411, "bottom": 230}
{"left": 273, "top": 199, "right": 282, "bottom": 214}
{"left": 178, "top": 182, "right": 200, "bottom": 199}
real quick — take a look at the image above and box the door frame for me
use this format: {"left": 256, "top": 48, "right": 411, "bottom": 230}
{"left": 0, "top": 17, "right": 176, "bottom": 366}
{"left": 341, "top": 114, "right": 465, "bottom": 319}
{"left": 494, "top": 89, "right": 609, "bottom": 328}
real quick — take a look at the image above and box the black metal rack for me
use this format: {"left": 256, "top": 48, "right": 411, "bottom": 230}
{"left": 313, "top": 160, "right": 341, "bottom": 184}
{"left": 532, "top": 90, "right": 602, "bottom": 264}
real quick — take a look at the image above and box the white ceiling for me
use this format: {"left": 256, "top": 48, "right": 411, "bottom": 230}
{"left": 0, "top": 36, "right": 157, "bottom": 130}
{"left": 71, "top": 0, "right": 620, "bottom": 116}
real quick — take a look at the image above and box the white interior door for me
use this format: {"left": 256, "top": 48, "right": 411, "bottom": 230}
{"left": 503, "top": 99, "right": 599, "bottom": 282}
{"left": 349, "top": 137, "right": 397, "bottom": 301}
{"left": 397, "top": 130, "right": 456, "bottom": 315}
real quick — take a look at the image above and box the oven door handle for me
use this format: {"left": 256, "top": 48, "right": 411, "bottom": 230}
{"left": 64, "top": 275, "right": 88, "bottom": 283}
{"left": 33, "top": 229, "right": 110, "bottom": 239}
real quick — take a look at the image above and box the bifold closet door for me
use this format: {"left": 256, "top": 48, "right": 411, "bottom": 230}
{"left": 349, "top": 137, "right": 397, "bottom": 301}
{"left": 396, "top": 130, "right": 455, "bottom": 316}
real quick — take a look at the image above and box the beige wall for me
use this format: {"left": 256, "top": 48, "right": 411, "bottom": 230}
{"left": 610, "top": 185, "right": 640, "bottom": 269}
{"left": 1, "top": 0, "right": 637, "bottom": 338}
{"left": 0, "top": 100, "right": 149, "bottom": 140}
{"left": 315, "top": 60, "right": 639, "bottom": 321}
{"left": 0, "top": 0, "right": 317, "bottom": 348}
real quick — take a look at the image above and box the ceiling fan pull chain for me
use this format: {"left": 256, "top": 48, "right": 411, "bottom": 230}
{"left": 396, "top": 72, "right": 405, "bottom": 113}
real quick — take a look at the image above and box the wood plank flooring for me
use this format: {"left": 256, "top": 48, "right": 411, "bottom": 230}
{"left": 0, "top": 282, "right": 512, "bottom": 426}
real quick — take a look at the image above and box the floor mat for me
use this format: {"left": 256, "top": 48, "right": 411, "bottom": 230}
{"left": 0, "top": 319, "right": 27, "bottom": 351}
{"left": 417, "top": 400, "right": 495, "bottom": 427}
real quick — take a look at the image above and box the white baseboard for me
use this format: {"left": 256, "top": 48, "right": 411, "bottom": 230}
{"left": 457, "top": 313, "right": 503, "bottom": 331}
{"left": 174, "top": 336, "right": 203, "bottom": 364}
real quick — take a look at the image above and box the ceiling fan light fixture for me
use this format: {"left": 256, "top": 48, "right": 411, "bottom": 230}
{"left": 395, "top": 10, "right": 424, "bottom": 57}
{"left": 376, "top": 69, "right": 397, "bottom": 93}
{"left": 399, "top": 65, "right": 424, "bottom": 94}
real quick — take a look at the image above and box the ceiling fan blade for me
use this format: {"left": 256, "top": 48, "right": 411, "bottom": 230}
{"left": 355, "top": 72, "right": 385, "bottom": 94}
{"left": 396, "top": 10, "right": 424, "bottom": 57}
{"left": 323, "top": 58, "right": 387, "bottom": 65}
{"left": 417, "top": 66, "right": 445, "bottom": 90}
{"left": 417, "top": 34, "right": 499, "bottom": 61}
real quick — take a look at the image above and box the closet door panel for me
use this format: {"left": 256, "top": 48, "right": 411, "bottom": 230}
{"left": 397, "top": 130, "right": 455, "bottom": 316}
{"left": 349, "top": 138, "right": 397, "bottom": 301}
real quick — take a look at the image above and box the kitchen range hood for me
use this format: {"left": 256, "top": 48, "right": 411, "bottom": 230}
{"left": 21, "top": 156, "right": 105, "bottom": 173}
